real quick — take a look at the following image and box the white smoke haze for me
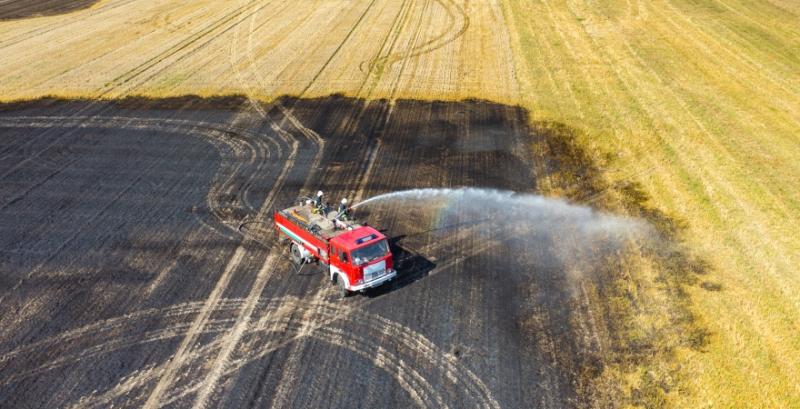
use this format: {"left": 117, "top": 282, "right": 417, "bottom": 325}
{"left": 354, "top": 188, "right": 652, "bottom": 285}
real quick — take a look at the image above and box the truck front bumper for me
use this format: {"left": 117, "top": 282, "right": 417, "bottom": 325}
{"left": 350, "top": 269, "right": 397, "bottom": 292}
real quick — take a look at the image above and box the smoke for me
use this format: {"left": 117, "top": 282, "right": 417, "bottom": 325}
{"left": 354, "top": 188, "right": 651, "bottom": 286}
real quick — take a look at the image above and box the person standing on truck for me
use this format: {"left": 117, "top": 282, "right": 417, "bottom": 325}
{"left": 313, "top": 190, "right": 327, "bottom": 214}
{"left": 338, "top": 198, "right": 349, "bottom": 220}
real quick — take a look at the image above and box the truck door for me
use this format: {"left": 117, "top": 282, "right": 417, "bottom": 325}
{"left": 330, "top": 244, "right": 347, "bottom": 280}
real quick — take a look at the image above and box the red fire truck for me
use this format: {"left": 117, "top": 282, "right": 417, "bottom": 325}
{"left": 273, "top": 193, "right": 396, "bottom": 297}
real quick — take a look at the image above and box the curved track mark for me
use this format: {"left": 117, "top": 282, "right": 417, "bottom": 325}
{"left": 1, "top": 297, "right": 500, "bottom": 408}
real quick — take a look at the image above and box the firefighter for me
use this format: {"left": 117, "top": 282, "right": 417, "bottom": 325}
{"left": 312, "top": 190, "right": 327, "bottom": 214}
{"left": 338, "top": 198, "right": 349, "bottom": 220}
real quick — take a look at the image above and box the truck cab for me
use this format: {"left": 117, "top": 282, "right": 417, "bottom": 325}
{"left": 328, "top": 226, "right": 395, "bottom": 295}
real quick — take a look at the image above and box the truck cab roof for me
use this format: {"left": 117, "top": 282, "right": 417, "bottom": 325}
{"left": 330, "top": 225, "right": 385, "bottom": 250}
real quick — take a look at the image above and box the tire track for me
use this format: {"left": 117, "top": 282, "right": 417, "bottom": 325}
{"left": 141, "top": 14, "right": 334, "bottom": 400}
{"left": 0, "top": 115, "right": 277, "bottom": 235}
{"left": 101, "top": 2, "right": 264, "bottom": 96}
{"left": 296, "top": 0, "right": 379, "bottom": 98}
{"left": 20, "top": 3, "right": 215, "bottom": 93}
{"left": 4, "top": 5, "right": 322, "bottom": 406}
{"left": 1, "top": 296, "right": 500, "bottom": 408}
{"left": 363, "top": 0, "right": 470, "bottom": 75}
{"left": 0, "top": 113, "right": 288, "bottom": 316}
{"left": 292, "top": 0, "right": 429, "bottom": 205}
{"left": 312, "top": 0, "right": 417, "bottom": 202}
{"left": 124, "top": 1, "right": 285, "bottom": 96}
{"left": 357, "top": 0, "right": 415, "bottom": 81}
{"left": 141, "top": 121, "right": 298, "bottom": 409}
{"left": 189, "top": 250, "right": 282, "bottom": 409}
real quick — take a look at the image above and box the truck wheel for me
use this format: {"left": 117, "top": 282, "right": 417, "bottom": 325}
{"left": 290, "top": 243, "right": 302, "bottom": 265}
{"left": 337, "top": 278, "right": 350, "bottom": 299}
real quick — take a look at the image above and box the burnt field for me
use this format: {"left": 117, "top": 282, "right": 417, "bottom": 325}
{"left": 0, "top": 96, "right": 701, "bottom": 408}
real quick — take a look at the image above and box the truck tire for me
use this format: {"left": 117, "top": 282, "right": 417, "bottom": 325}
{"left": 290, "top": 243, "right": 302, "bottom": 265}
{"left": 337, "top": 277, "right": 350, "bottom": 299}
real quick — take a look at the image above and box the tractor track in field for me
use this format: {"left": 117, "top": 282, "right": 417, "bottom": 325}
{"left": 103, "top": 1, "right": 273, "bottom": 97}
{"left": 361, "top": 0, "right": 470, "bottom": 75}
{"left": 233, "top": 0, "right": 397, "bottom": 230}
{"left": 297, "top": 0, "right": 380, "bottom": 99}
{"left": 0, "top": 108, "right": 293, "bottom": 330}
{"left": 363, "top": 0, "right": 419, "bottom": 73}
{"left": 0, "top": 115, "right": 278, "bottom": 235}
{"left": 8, "top": 296, "right": 496, "bottom": 409}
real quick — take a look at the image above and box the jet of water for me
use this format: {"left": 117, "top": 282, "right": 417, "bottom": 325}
{"left": 354, "top": 187, "right": 649, "bottom": 284}
{"left": 355, "top": 187, "right": 638, "bottom": 234}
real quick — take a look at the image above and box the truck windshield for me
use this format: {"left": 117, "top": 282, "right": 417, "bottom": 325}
{"left": 351, "top": 240, "right": 389, "bottom": 265}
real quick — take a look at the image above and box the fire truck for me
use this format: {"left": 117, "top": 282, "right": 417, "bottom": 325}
{"left": 273, "top": 191, "right": 396, "bottom": 298}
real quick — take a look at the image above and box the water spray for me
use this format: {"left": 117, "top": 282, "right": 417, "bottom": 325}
{"left": 352, "top": 187, "right": 649, "bottom": 283}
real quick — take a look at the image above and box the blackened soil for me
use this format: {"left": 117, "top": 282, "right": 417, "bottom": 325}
{"left": 0, "top": 95, "right": 698, "bottom": 408}
{"left": 0, "top": 0, "right": 99, "bottom": 20}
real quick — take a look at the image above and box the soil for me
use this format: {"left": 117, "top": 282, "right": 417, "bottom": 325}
{"left": 0, "top": 95, "right": 696, "bottom": 408}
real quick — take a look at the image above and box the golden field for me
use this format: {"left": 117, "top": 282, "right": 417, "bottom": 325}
{"left": 501, "top": 1, "right": 800, "bottom": 407}
{"left": 1, "top": 0, "right": 798, "bottom": 407}
{"left": 0, "top": 0, "right": 518, "bottom": 103}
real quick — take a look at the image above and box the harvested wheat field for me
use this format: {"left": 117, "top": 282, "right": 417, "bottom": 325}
{"left": 1, "top": 1, "right": 798, "bottom": 408}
